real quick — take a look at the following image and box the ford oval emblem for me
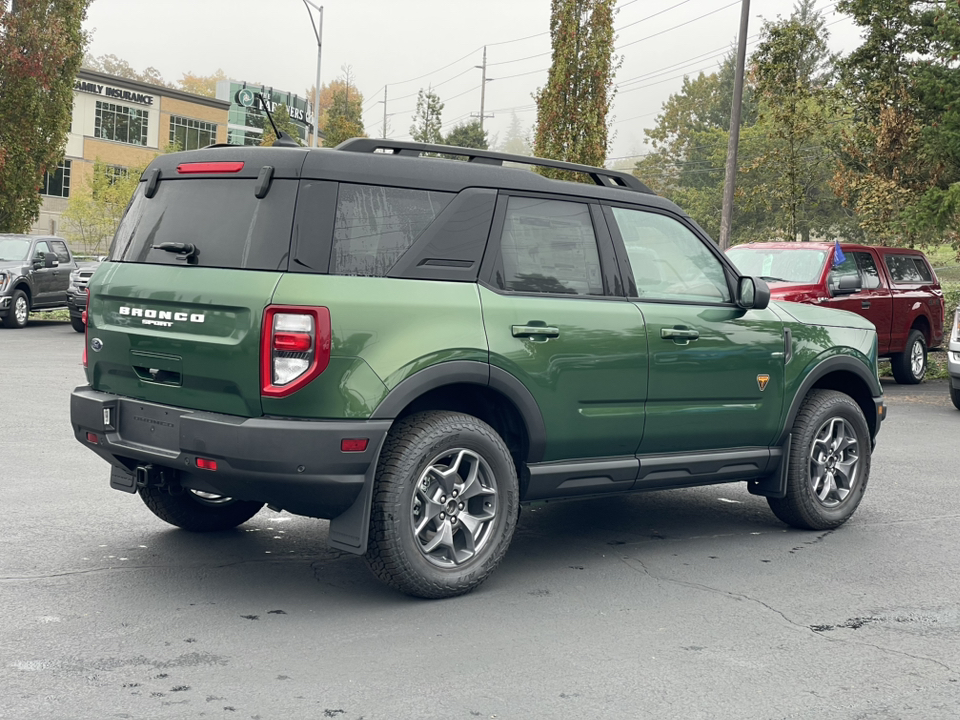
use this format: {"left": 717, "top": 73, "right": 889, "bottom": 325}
{"left": 90, "top": 337, "right": 103, "bottom": 352}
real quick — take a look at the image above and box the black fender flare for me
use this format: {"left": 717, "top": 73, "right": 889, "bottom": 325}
{"left": 777, "top": 354, "right": 882, "bottom": 445}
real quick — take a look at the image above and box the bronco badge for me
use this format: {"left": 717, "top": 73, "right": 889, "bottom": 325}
{"left": 757, "top": 374, "right": 770, "bottom": 391}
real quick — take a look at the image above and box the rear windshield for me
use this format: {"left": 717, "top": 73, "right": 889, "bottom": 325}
{"left": 110, "top": 178, "right": 298, "bottom": 270}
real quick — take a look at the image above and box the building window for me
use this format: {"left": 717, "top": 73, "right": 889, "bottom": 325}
{"left": 41, "top": 160, "right": 71, "bottom": 198}
{"left": 170, "top": 116, "right": 217, "bottom": 150}
{"left": 95, "top": 100, "right": 149, "bottom": 146}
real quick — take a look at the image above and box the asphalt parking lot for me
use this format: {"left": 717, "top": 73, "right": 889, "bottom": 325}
{"left": 1, "top": 319, "right": 958, "bottom": 720}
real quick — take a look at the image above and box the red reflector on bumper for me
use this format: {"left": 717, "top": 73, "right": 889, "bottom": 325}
{"left": 196, "top": 457, "right": 218, "bottom": 471}
{"left": 341, "top": 438, "right": 369, "bottom": 452}
{"left": 86, "top": 432, "right": 98, "bottom": 444}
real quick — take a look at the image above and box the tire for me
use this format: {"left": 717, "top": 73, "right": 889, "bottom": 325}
{"left": 364, "top": 411, "right": 520, "bottom": 599}
{"left": 768, "top": 389, "right": 871, "bottom": 531}
{"left": 891, "top": 329, "right": 926, "bottom": 384}
{"left": 138, "top": 485, "right": 263, "bottom": 532}
{"left": 951, "top": 385, "right": 960, "bottom": 411}
{"left": 2, "top": 289, "right": 29, "bottom": 329}
{"left": 70, "top": 315, "right": 85, "bottom": 333}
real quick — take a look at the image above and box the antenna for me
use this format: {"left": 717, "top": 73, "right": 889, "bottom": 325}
{"left": 256, "top": 93, "right": 300, "bottom": 148}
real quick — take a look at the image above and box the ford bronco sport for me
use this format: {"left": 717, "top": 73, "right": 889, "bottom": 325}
{"left": 70, "top": 139, "right": 885, "bottom": 598}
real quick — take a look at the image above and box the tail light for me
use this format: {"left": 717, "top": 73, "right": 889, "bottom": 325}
{"left": 82, "top": 291, "right": 90, "bottom": 368}
{"left": 261, "top": 306, "right": 331, "bottom": 397}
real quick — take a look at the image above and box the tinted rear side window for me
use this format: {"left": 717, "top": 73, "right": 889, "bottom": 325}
{"left": 332, "top": 184, "right": 453, "bottom": 277}
{"left": 884, "top": 254, "right": 933, "bottom": 284}
{"left": 110, "top": 179, "right": 298, "bottom": 270}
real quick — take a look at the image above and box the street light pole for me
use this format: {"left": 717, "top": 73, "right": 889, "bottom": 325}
{"left": 301, "top": 0, "right": 323, "bottom": 148}
{"left": 719, "top": 0, "right": 750, "bottom": 250}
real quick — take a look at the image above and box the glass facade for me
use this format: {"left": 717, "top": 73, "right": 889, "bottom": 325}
{"left": 42, "top": 160, "right": 71, "bottom": 198}
{"left": 217, "top": 80, "right": 313, "bottom": 146}
{"left": 95, "top": 100, "right": 149, "bottom": 146}
{"left": 170, "top": 116, "right": 218, "bottom": 150}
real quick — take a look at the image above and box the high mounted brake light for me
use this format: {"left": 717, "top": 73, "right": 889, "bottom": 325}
{"left": 176, "top": 161, "right": 244, "bottom": 174}
{"left": 261, "top": 306, "right": 331, "bottom": 397}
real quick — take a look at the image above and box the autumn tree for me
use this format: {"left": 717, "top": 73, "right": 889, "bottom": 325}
{"left": 61, "top": 158, "right": 144, "bottom": 255}
{"left": 444, "top": 120, "right": 488, "bottom": 150}
{"left": 178, "top": 68, "right": 228, "bottom": 98}
{"left": 0, "top": 0, "right": 90, "bottom": 233}
{"left": 322, "top": 70, "right": 365, "bottom": 147}
{"left": 260, "top": 104, "right": 303, "bottom": 146}
{"left": 534, "top": 0, "right": 619, "bottom": 179}
{"left": 410, "top": 88, "right": 444, "bottom": 144}
{"left": 81, "top": 52, "right": 169, "bottom": 87}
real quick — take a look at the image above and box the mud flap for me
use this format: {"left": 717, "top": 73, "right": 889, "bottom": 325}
{"left": 110, "top": 465, "right": 137, "bottom": 493}
{"left": 327, "top": 436, "right": 388, "bottom": 555}
{"left": 747, "top": 434, "right": 790, "bottom": 499}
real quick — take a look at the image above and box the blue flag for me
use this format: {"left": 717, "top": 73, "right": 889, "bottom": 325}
{"left": 833, "top": 240, "right": 846, "bottom": 266}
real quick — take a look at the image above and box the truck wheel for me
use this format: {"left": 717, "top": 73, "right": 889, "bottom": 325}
{"left": 2, "top": 289, "right": 29, "bottom": 329}
{"left": 891, "top": 329, "right": 926, "bottom": 384}
{"left": 138, "top": 485, "right": 263, "bottom": 531}
{"left": 951, "top": 385, "right": 960, "bottom": 411}
{"left": 768, "top": 389, "right": 871, "bottom": 531}
{"left": 365, "top": 411, "right": 519, "bottom": 599}
{"left": 70, "top": 316, "right": 85, "bottom": 333}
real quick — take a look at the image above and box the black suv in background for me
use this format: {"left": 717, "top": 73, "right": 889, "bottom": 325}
{"left": 0, "top": 234, "right": 79, "bottom": 329}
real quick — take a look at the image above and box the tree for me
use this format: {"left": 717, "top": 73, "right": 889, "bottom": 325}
{"left": 0, "top": 0, "right": 90, "bottom": 233}
{"left": 745, "top": 1, "right": 849, "bottom": 242}
{"left": 61, "top": 158, "right": 144, "bottom": 255}
{"left": 833, "top": 1, "right": 960, "bottom": 250}
{"left": 81, "top": 52, "right": 169, "bottom": 87}
{"left": 178, "top": 68, "right": 228, "bottom": 98}
{"left": 444, "top": 120, "right": 488, "bottom": 150}
{"left": 260, "top": 104, "right": 303, "bottom": 146}
{"left": 499, "top": 111, "right": 532, "bottom": 156}
{"left": 322, "top": 69, "right": 365, "bottom": 147}
{"left": 533, "top": 0, "right": 620, "bottom": 179}
{"left": 410, "top": 88, "right": 444, "bottom": 144}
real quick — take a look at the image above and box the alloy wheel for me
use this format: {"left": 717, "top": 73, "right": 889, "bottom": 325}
{"left": 910, "top": 339, "right": 924, "bottom": 379}
{"left": 14, "top": 295, "right": 27, "bottom": 325}
{"left": 809, "top": 416, "right": 860, "bottom": 508}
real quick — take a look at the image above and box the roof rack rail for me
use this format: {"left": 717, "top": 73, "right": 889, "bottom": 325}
{"left": 334, "top": 138, "right": 653, "bottom": 194}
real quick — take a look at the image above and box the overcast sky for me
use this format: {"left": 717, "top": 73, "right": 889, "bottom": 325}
{"left": 82, "top": 0, "right": 864, "bottom": 160}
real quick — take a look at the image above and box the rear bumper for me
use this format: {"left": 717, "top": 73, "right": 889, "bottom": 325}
{"left": 70, "top": 386, "right": 391, "bottom": 523}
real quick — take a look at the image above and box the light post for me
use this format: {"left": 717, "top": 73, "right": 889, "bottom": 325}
{"left": 301, "top": 0, "right": 323, "bottom": 148}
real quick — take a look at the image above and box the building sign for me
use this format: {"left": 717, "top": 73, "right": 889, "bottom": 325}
{"left": 234, "top": 88, "right": 308, "bottom": 122}
{"left": 74, "top": 80, "right": 154, "bottom": 106}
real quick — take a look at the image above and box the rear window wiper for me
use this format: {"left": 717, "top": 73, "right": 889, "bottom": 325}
{"left": 152, "top": 242, "right": 199, "bottom": 263}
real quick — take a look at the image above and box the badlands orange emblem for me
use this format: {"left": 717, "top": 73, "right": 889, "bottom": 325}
{"left": 757, "top": 374, "right": 770, "bottom": 391}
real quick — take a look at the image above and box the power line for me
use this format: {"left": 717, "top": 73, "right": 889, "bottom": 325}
{"left": 616, "top": 0, "right": 741, "bottom": 51}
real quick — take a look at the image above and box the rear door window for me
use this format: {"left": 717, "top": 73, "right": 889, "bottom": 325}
{"left": 884, "top": 254, "right": 932, "bottom": 284}
{"left": 331, "top": 184, "right": 453, "bottom": 277}
{"left": 50, "top": 240, "right": 70, "bottom": 263}
{"left": 110, "top": 178, "right": 298, "bottom": 270}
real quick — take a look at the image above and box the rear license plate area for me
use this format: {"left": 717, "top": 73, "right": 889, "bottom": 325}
{"left": 117, "top": 400, "right": 183, "bottom": 453}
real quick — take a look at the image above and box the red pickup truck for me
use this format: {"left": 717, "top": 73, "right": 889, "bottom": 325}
{"left": 727, "top": 242, "right": 945, "bottom": 384}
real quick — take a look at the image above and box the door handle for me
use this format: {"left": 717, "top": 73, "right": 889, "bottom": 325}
{"left": 861, "top": 300, "right": 870, "bottom": 309}
{"left": 661, "top": 327, "right": 700, "bottom": 344}
{"left": 512, "top": 325, "right": 560, "bottom": 340}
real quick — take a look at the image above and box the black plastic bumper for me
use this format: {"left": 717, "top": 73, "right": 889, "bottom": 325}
{"left": 66, "top": 290, "right": 85, "bottom": 318}
{"left": 71, "top": 386, "right": 391, "bottom": 551}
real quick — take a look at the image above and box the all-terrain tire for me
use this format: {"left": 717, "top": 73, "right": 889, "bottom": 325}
{"left": 364, "top": 411, "right": 519, "bottom": 599}
{"left": 138, "top": 485, "right": 263, "bottom": 532}
{"left": 891, "top": 329, "right": 926, "bottom": 384}
{"left": 2, "top": 289, "right": 29, "bottom": 329}
{"left": 768, "top": 389, "right": 871, "bottom": 531}
{"left": 951, "top": 385, "right": 960, "bottom": 411}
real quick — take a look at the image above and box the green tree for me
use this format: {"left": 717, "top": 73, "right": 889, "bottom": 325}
{"left": 746, "top": 1, "right": 849, "bottom": 242}
{"left": 61, "top": 159, "right": 144, "bottom": 255}
{"left": 0, "top": 0, "right": 90, "bottom": 233}
{"left": 81, "top": 52, "right": 169, "bottom": 87}
{"left": 260, "top": 104, "right": 303, "bottom": 146}
{"left": 444, "top": 120, "right": 488, "bottom": 150}
{"left": 534, "top": 0, "right": 620, "bottom": 179}
{"left": 410, "top": 88, "right": 444, "bottom": 144}
{"left": 833, "top": 0, "right": 960, "bottom": 250}
{"left": 499, "top": 111, "right": 532, "bottom": 156}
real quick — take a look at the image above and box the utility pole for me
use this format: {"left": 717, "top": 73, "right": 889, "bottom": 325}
{"left": 302, "top": 0, "right": 323, "bottom": 148}
{"left": 382, "top": 86, "right": 388, "bottom": 138}
{"left": 719, "top": 0, "right": 750, "bottom": 250}
{"left": 472, "top": 46, "right": 494, "bottom": 131}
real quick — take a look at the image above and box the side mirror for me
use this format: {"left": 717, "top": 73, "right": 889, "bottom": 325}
{"left": 43, "top": 253, "right": 58, "bottom": 269}
{"left": 738, "top": 276, "right": 770, "bottom": 311}
{"left": 832, "top": 273, "right": 861, "bottom": 296}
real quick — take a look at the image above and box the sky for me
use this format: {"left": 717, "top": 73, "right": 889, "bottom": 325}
{"left": 82, "top": 0, "right": 865, "bottom": 162}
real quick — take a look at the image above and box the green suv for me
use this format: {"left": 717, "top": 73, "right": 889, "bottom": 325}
{"left": 70, "top": 140, "right": 885, "bottom": 598}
